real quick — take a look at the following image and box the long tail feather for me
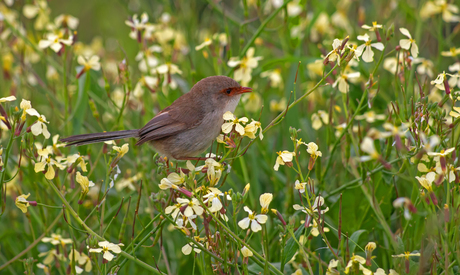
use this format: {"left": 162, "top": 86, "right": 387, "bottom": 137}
{"left": 60, "top": 130, "right": 139, "bottom": 147}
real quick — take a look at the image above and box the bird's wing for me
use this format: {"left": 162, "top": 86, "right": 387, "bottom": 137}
{"left": 136, "top": 103, "right": 205, "bottom": 145}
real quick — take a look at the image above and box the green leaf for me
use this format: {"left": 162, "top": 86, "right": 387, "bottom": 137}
{"left": 348, "top": 229, "right": 367, "bottom": 255}
{"left": 281, "top": 226, "right": 304, "bottom": 269}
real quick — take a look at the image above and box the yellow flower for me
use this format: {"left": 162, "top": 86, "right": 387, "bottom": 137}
{"left": 54, "top": 14, "right": 79, "bottom": 29}
{"left": 356, "top": 111, "right": 386, "bottom": 123}
{"left": 333, "top": 71, "right": 361, "bottom": 93}
{"left": 69, "top": 249, "right": 92, "bottom": 272}
{"left": 227, "top": 47, "right": 263, "bottom": 85}
{"left": 448, "top": 62, "right": 460, "bottom": 89}
{"left": 270, "top": 98, "right": 287, "bottom": 113}
{"left": 306, "top": 142, "right": 322, "bottom": 159}
{"left": 34, "top": 151, "right": 65, "bottom": 180}
{"left": 77, "top": 55, "right": 101, "bottom": 72}
{"left": 311, "top": 110, "right": 329, "bottom": 130}
{"left": 15, "top": 193, "right": 31, "bottom": 213}
{"left": 324, "top": 38, "right": 344, "bottom": 64}
{"left": 362, "top": 21, "right": 383, "bottom": 31}
{"left": 294, "top": 180, "right": 307, "bottom": 193}
{"left": 399, "top": 28, "right": 419, "bottom": 58}
{"left": 260, "top": 69, "right": 283, "bottom": 89}
{"left": 42, "top": 233, "right": 73, "bottom": 246}
{"left": 420, "top": 0, "right": 459, "bottom": 22}
{"left": 242, "top": 92, "right": 262, "bottom": 113}
{"left": 365, "top": 242, "right": 376, "bottom": 253}
{"left": 0, "top": 96, "right": 16, "bottom": 103}
{"left": 88, "top": 241, "right": 124, "bottom": 261}
{"left": 430, "top": 71, "right": 456, "bottom": 91}
{"left": 38, "top": 249, "right": 64, "bottom": 265}
{"left": 427, "top": 147, "right": 455, "bottom": 157}
{"left": 450, "top": 106, "right": 460, "bottom": 118}
{"left": 76, "top": 172, "right": 95, "bottom": 194}
{"left": 113, "top": 143, "right": 129, "bottom": 158}
{"left": 241, "top": 246, "right": 253, "bottom": 257}
{"left": 293, "top": 196, "right": 329, "bottom": 215}
{"left": 309, "top": 219, "right": 330, "bottom": 236}
{"left": 413, "top": 58, "right": 434, "bottom": 78}
{"left": 133, "top": 76, "right": 158, "bottom": 97}
{"left": 360, "top": 137, "right": 380, "bottom": 161}
{"left": 125, "top": 13, "right": 149, "bottom": 31}
{"left": 344, "top": 254, "right": 372, "bottom": 274}
{"left": 222, "top": 111, "right": 248, "bottom": 135}
{"left": 259, "top": 193, "right": 273, "bottom": 214}
{"left": 274, "top": 150, "right": 295, "bottom": 171}
{"left": 195, "top": 37, "right": 212, "bottom": 51}
{"left": 356, "top": 33, "right": 384, "bottom": 63}
{"left": 442, "top": 47, "right": 460, "bottom": 57}
{"left": 243, "top": 120, "right": 263, "bottom": 140}
{"left": 326, "top": 259, "right": 339, "bottom": 275}
{"left": 416, "top": 174, "right": 435, "bottom": 192}
{"left": 197, "top": 158, "right": 223, "bottom": 186}
{"left": 20, "top": 99, "right": 40, "bottom": 122}
{"left": 182, "top": 239, "right": 204, "bottom": 255}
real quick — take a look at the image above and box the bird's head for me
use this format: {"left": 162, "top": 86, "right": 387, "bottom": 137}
{"left": 191, "top": 76, "right": 252, "bottom": 113}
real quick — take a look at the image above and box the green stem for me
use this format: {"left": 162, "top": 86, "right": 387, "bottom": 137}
{"left": 45, "top": 178, "right": 165, "bottom": 274}
{"left": 226, "top": 0, "right": 291, "bottom": 76}
{"left": 0, "top": 127, "right": 15, "bottom": 215}
{"left": 196, "top": 197, "right": 284, "bottom": 275}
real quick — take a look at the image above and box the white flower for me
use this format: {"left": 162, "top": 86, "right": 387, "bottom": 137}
{"left": 54, "top": 14, "right": 79, "bottom": 29}
{"left": 0, "top": 96, "right": 16, "bottom": 102}
{"left": 195, "top": 158, "right": 223, "bottom": 186}
{"left": 31, "top": 115, "right": 51, "bottom": 139}
{"left": 274, "top": 150, "right": 295, "bottom": 171}
{"left": 259, "top": 193, "right": 273, "bottom": 214}
{"left": 448, "top": 62, "right": 460, "bottom": 89}
{"left": 125, "top": 13, "right": 149, "bottom": 31}
{"left": 227, "top": 47, "right": 263, "bottom": 85}
{"left": 324, "top": 38, "right": 344, "bottom": 64}
{"left": 399, "top": 28, "right": 419, "bottom": 58}
{"left": 77, "top": 55, "right": 101, "bottom": 72}
{"left": 222, "top": 111, "right": 248, "bottom": 135}
{"left": 294, "top": 180, "right": 307, "bottom": 193}
{"left": 306, "top": 142, "right": 322, "bottom": 158}
{"left": 238, "top": 206, "right": 267, "bottom": 232}
{"left": 333, "top": 71, "right": 361, "bottom": 93}
{"left": 176, "top": 198, "right": 204, "bottom": 217}
{"left": 356, "top": 33, "right": 384, "bottom": 63}
{"left": 182, "top": 242, "right": 203, "bottom": 255}
{"left": 38, "top": 33, "right": 73, "bottom": 53}
{"left": 203, "top": 187, "right": 223, "bottom": 213}
{"left": 241, "top": 246, "right": 253, "bottom": 257}
{"left": 293, "top": 196, "right": 329, "bottom": 215}
{"left": 88, "top": 241, "right": 124, "bottom": 261}
{"left": 360, "top": 137, "right": 380, "bottom": 161}
{"left": 195, "top": 38, "right": 212, "bottom": 51}
{"left": 42, "top": 233, "right": 73, "bottom": 246}
{"left": 355, "top": 111, "right": 386, "bottom": 123}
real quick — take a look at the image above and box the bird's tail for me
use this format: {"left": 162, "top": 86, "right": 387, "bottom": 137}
{"left": 60, "top": 130, "right": 139, "bottom": 147}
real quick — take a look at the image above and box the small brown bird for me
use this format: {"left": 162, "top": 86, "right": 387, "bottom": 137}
{"left": 61, "top": 76, "right": 252, "bottom": 160}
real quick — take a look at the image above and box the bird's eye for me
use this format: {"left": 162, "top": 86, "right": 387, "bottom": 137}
{"left": 225, "top": 88, "right": 232, "bottom": 94}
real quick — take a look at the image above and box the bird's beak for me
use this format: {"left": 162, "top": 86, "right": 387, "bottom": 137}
{"left": 235, "top": 87, "right": 252, "bottom": 95}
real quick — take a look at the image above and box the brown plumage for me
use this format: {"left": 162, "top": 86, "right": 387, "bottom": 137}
{"left": 60, "top": 76, "right": 252, "bottom": 159}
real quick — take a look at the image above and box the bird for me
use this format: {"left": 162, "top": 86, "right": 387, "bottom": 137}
{"left": 60, "top": 76, "right": 252, "bottom": 160}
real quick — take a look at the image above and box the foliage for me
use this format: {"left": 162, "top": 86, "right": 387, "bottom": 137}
{"left": 1, "top": 0, "right": 460, "bottom": 274}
